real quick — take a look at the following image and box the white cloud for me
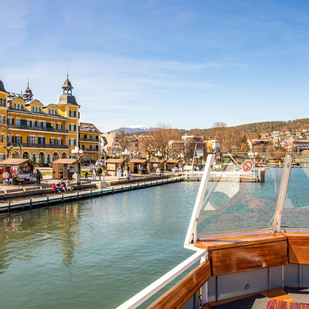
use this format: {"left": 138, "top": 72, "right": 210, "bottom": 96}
{"left": 0, "top": 54, "right": 245, "bottom": 132}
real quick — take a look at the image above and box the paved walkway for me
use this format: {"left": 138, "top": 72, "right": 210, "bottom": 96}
{"left": 0, "top": 170, "right": 169, "bottom": 191}
{"left": 0, "top": 170, "right": 184, "bottom": 214}
{"left": 0, "top": 176, "right": 184, "bottom": 214}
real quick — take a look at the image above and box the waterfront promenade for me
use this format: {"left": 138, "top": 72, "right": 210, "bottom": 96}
{"left": 0, "top": 169, "right": 184, "bottom": 215}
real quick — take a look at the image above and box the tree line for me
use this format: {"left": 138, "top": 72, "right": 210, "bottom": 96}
{"left": 120, "top": 118, "right": 309, "bottom": 157}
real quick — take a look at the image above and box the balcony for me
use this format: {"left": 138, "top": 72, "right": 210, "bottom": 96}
{"left": 9, "top": 124, "right": 68, "bottom": 133}
{"left": 11, "top": 142, "right": 69, "bottom": 149}
{"left": 79, "top": 138, "right": 99, "bottom": 142}
{"left": 81, "top": 148, "right": 99, "bottom": 152}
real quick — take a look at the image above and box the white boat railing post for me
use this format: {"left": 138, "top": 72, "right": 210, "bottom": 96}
{"left": 184, "top": 153, "right": 215, "bottom": 245}
{"left": 273, "top": 153, "right": 293, "bottom": 233}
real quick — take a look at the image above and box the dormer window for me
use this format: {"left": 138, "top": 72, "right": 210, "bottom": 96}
{"left": 32, "top": 106, "right": 41, "bottom": 113}
{"left": 49, "top": 109, "right": 57, "bottom": 115}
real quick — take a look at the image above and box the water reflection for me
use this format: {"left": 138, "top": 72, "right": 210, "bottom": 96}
{"left": 0, "top": 203, "right": 81, "bottom": 275}
{"left": 0, "top": 183, "right": 199, "bottom": 309}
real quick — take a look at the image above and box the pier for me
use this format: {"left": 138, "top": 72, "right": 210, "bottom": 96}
{"left": 0, "top": 176, "right": 184, "bottom": 215}
{"left": 183, "top": 169, "right": 266, "bottom": 182}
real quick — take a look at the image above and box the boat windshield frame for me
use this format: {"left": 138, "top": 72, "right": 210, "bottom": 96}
{"left": 184, "top": 151, "right": 296, "bottom": 246}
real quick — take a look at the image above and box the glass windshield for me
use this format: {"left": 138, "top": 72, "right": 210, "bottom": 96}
{"left": 196, "top": 152, "right": 286, "bottom": 236}
{"left": 281, "top": 152, "right": 309, "bottom": 229}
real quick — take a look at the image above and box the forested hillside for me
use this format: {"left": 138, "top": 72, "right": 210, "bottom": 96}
{"left": 186, "top": 118, "right": 309, "bottom": 137}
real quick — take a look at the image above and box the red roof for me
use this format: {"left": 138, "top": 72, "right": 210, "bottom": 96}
{"left": 248, "top": 138, "right": 269, "bottom": 145}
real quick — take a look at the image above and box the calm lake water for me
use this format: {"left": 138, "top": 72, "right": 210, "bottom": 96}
{"left": 0, "top": 182, "right": 199, "bottom": 309}
{"left": 0, "top": 168, "right": 308, "bottom": 309}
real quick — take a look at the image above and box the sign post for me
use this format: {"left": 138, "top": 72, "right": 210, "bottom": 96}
{"left": 242, "top": 160, "right": 253, "bottom": 172}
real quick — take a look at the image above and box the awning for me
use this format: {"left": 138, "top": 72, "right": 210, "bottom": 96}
{"left": 0, "top": 158, "right": 29, "bottom": 165}
{"left": 106, "top": 159, "right": 124, "bottom": 164}
{"left": 130, "top": 159, "right": 147, "bottom": 163}
{"left": 150, "top": 159, "right": 164, "bottom": 163}
{"left": 52, "top": 159, "right": 77, "bottom": 164}
{"left": 167, "top": 160, "right": 179, "bottom": 164}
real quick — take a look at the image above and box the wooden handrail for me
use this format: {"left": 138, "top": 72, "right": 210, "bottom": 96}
{"left": 147, "top": 260, "right": 211, "bottom": 309}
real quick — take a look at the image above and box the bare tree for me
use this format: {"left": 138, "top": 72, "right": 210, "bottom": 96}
{"left": 117, "top": 128, "right": 129, "bottom": 153}
{"left": 212, "top": 122, "right": 248, "bottom": 152}
{"left": 141, "top": 124, "right": 181, "bottom": 170}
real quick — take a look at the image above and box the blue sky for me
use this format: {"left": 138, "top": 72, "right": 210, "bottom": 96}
{"left": 1, "top": 0, "right": 309, "bottom": 132}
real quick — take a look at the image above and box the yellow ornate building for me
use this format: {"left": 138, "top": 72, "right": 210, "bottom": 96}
{"left": 0, "top": 76, "right": 81, "bottom": 164}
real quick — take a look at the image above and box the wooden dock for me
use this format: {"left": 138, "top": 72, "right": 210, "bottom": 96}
{"left": 0, "top": 177, "right": 184, "bottom": 215}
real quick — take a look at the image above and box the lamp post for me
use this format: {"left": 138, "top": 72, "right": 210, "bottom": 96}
{"left": 19, "top": 143, "right": 22, "bottom": 158}
{"left": 71, "top": 146, "right": 84, "bottom": 185}
{"left": 178, "top": 152, "right": 184, "bottom": 171}
{"left": 121, "top": 148, "right": 130, "bottom": 179}
{"left": 155, "top": 151, "right": 162, "bottom": 175}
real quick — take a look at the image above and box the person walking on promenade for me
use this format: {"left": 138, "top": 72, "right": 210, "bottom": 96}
{"left": 85, "top": 170, "right": 88, "bottom": 180}
{"left": 36, "top": 169, "right": 42, "bottom": 184}
{"left": 97, "top": 166, "right": 102, "bottom": 180}
{"left": 93, "top": 168, "right": 97, "bottom": 180}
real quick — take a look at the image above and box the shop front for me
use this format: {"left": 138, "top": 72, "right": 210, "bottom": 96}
{"left": 52, "top": 158, "right": 76, "bottom": 180}
{"left": 0, "top": 158, "right": 34, "bottom": 185}
{"left": 166, "top": 160, "right": 180, "bottom": 171}
{"left": 149, "top": 159, "right": 164, "bottom": 172}
{"left": 129, "top": 159, "right": 147, "bottom": 174}
{"left": 106, "top": 159, "right": 124, "bottom": 176}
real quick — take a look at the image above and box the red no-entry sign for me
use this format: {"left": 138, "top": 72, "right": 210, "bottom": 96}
{"left": 242, "top": 160, "right": 253, "bottom": 172}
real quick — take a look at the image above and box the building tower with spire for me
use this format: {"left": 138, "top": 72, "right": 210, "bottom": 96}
{"left": 23, "top": 82, "right": 33, "bottom": 102}
{"left": 58, "top": 75, "right": 80, "bottom": 156}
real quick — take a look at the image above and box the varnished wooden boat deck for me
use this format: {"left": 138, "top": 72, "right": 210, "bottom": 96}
{"left": 148, "top": 230, "right": 309, "bottom": 308}
{"left": 202, "top": 288, "right": 294, "bottom": 308}
{"left": 196, "top": 231, "right": 288, "bottom": 276}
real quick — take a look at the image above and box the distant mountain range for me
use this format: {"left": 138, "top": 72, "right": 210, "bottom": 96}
{"left": 109, "top": 126, "right": 151, "bottom": 134}
{"left": 110, "top": 118, "right": 309, "bottom": 136}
